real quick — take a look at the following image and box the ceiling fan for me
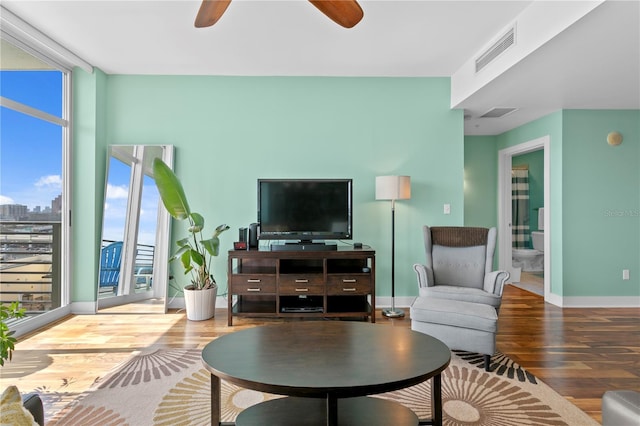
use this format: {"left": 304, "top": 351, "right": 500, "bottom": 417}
{"left": 194, "top": 0, "right": 364, "bottom": 29}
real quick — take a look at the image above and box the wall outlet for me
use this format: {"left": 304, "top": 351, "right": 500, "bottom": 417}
{"left": 444, "top": 203, "right": 451, "bottom": 215}
{"left": 622, "top": 269, "right": 630, "bottom": 280}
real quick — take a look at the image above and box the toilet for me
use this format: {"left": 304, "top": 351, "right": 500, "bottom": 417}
{"left": 512, "top": 208, "right": 544, "bottom": 272}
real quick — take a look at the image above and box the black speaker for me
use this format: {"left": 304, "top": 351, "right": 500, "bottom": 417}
{"left": 238, "top": 227, "right": 247, "bottom": 242}
{"left": 248, "top": 223, "right": 259, "bottom": 249}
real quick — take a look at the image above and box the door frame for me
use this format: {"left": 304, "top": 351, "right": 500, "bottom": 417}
{"left": 498, "top": 135, "right": 552, "bottom": 302}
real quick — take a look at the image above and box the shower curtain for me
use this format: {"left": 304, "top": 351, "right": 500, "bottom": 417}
{"left": 512, "top": 168, "right": 530, "bottom": 248}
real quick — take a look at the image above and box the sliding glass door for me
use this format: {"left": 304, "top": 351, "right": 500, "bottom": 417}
{"left": 0, "top": 38, "right": 71, "bottom": 327}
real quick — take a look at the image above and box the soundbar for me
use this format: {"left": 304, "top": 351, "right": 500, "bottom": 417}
{"left": 270, "top": 243, "right": 337, "bottom": 252}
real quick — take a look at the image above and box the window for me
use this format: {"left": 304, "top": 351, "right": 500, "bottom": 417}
{"left": 0, "top": 35, "right": 71, "bottom": 331}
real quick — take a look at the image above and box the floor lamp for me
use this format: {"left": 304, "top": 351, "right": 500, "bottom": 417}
{"left": 375, "top": 175, "right": 411, "bottom": 318}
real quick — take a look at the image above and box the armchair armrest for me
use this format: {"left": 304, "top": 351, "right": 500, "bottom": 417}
{"left": 483, "top": 270, "right": 510, "bottom": 296}
{"left": 22, "top": 393, "right": 44, "bottom": 426}
{"left": 413, "top": 263, "right": 435, "bottom": 295}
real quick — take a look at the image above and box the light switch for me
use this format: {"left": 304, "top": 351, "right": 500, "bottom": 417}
{"left": 444, "top": 204, "right": 451, "bottom": 215}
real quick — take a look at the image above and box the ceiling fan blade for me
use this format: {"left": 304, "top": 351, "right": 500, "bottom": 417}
{"left": 194, "top": 0, "right": 232, "bottom": 28}
{"left": 309, "top": 0, "right": 364, "bottom": 28}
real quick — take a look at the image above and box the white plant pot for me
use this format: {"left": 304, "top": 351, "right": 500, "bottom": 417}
{"left": 183, "top": 285, "right": 217, "bottom": 321}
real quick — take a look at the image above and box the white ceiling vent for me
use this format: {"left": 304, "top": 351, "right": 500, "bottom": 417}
{"left": 475, "top": 25, "right": 516, "bottom": 73}
{"left": 479, "top": 107, "right": 518, "bottom": 118}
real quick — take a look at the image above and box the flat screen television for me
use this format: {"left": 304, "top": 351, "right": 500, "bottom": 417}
{"left": 257, "top": 179, "right": 353, "bottom": 243}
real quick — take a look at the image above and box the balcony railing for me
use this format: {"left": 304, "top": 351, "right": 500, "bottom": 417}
{"left": 0, "top": 221, "right": 61, "bottom": 315}
{"left": 0, "top": 221, "right": 158, "bottom": 312}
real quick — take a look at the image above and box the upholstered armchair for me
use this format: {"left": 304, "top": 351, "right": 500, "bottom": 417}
{"left": 413, "top": 226, "right": 509, "bottom": 310}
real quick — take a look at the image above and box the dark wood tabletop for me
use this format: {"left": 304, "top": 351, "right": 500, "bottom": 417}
{"left": 202, "top": 321, "right": 451, "bottom": 425}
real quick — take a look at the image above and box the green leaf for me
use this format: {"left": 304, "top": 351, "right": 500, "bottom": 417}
{"left": 152, "top": 158, "right": 190, "bottom": 220}
{"left": 176, "top": 237, "right": 190, "bottom": 248}
{"left": 180, "top": 249, "right": 192, "bottom": 270}
{"left": 201, "top": 237, "right": 220, "bottom": 257}
{"left": 190, "top": 249, "right": 204, "bottom": 266}
{"left": 214, "top": 224, "right": 230, "bottom": 237}
{"left": 169, "top": 246, "right": 190, "bottom": 263}
{"left": 188, "top": 212, "right": 204, "bottom": 233}
{"left": 0, "top": 301, "right": 25, "bottom": 365}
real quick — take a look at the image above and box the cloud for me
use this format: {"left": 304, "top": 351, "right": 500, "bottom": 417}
{"left": 35, "top": 175, "right": 62, "bottom": 188}
{"left": 106, "top": 183, "right": 129, "bottom": 199}
{"left": 0, "top": 195, "right": 15, "bottom": 205}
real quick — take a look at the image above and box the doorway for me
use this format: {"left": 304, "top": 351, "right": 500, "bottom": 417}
{"left": 498, "top": 136, "right": 551, "bottom": 301}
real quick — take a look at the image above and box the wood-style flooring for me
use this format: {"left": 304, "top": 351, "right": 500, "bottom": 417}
{"left": 1, "top": 284, "right": 638, "bottom": 424}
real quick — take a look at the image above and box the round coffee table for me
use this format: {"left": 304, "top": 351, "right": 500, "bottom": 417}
{"left": 202, "top": 321, "right": 450, "bottom": 426}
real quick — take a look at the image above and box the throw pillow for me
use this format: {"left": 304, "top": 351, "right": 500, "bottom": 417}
{"left": 0, "top": 385, "right": 38, "bottom": 426}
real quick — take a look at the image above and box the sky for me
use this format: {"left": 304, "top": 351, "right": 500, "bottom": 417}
{"left": 1, "top": 70, "right": 63, "bottom": 210}
{"left": 1, "top": 70, "right": 159, "bottom": 245}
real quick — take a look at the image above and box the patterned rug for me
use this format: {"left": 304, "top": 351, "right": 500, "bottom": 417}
{"left": 47, "top": 348, "right": 597, "bottom": 426}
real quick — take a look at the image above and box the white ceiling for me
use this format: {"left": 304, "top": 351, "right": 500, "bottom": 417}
{"left": 2, "top": 0, "right": 639, "bottom": 135}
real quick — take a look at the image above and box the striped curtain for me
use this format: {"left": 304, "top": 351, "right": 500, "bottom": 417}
{"left": 512, "top": 168, "right": 530, "bottom": 248}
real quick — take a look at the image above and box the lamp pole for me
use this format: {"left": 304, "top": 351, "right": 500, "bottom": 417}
{"left": 376, "top": 175, "right": 410, "bottom": 318}
{"left": 383, "top": 198, "right": 404, "bottom": 318}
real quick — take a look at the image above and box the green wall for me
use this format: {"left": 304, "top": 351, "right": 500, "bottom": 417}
{"left": 464, "top": 136, "right": 498, "bottom": 228}
{"left": 466, "top": 110, "right": 639, "bottom": 301}
{"left": 72, "top": 68, "right": 108, "bottom": 304}
{"left": 560, "top": 110, "right": 639, "bottom": 297}
{"left": 74, "top": 70, "right": 639, "bottom": 304}
{"left": 74, "top": 75, "right": 464, "bottom": 302}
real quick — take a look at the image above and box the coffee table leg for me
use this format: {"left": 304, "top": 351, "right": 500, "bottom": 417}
{"left": 211, "top": 374, "right": 221, "bottom": 426}
{"left": 326, "top": 394, "right": 338, "bottom": 426}
{"left": 431, "top": 373, "right": 443, "bottom": 426}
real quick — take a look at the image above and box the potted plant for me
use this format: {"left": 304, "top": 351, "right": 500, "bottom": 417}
{"left": 1, "top": 301, "right": 26, "bottom": 366}
{"left": 152, "top": 158, "right": 229, "bottom": 321}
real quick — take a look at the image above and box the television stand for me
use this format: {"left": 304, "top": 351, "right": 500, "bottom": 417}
{"left": 270, "top": 242, "right": 337, "bottom": 251}
{"left": 227, "top": 247, "right": 376, "bottom": 325}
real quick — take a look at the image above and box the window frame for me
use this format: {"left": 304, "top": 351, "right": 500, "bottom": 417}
{"left": 0, "top": 7, "right": 86, "bottom": 335}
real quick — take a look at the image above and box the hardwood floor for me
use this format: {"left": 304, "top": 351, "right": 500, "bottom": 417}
{"left": 1, "top": 284, "right": 638, "bottom": 424}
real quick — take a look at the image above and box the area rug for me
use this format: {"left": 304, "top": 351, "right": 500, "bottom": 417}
{"left": 47, "top": 348, "right": 597, "bottom": 426}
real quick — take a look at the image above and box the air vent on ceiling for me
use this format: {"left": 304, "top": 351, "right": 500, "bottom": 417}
{"left": 475, "top": 26, "right": 516, "bottom": 73}
{"left": 479, "top": 107, "right": 518, "bottom": 118}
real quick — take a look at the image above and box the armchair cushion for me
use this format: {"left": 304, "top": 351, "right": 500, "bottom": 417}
{"left": 411, "top": 297, "right": 497, "bottom": 334}
{"left": 432, "top": 245, "right": 486, "bottom": 287}
{"left": 420, "top": 284, "right": 502, "bottom": 308}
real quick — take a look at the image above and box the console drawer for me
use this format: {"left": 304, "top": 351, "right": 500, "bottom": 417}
{"left": 327, "top": 275, "right": 371, "bottom": 295}
{"left": 279, "top": 275, "right": 323, "bottom": 286}
{"left": 231, "top": 275, "right": 276, "bottom": 294}
{"left": 279, "top": 275, "right": 324, "bottom": 295}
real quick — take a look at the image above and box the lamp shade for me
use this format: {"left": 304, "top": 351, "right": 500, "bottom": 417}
{"left": 375, "top": 175, "right": 411, "bottom": 201}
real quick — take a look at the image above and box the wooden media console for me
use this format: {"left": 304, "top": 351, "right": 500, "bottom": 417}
{"left": 227, "top": 247, "right": 375, "bottom": 326}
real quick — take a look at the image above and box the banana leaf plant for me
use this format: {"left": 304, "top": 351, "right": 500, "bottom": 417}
{"left": 152, "top": 158, "right": 229, "bottom": 290}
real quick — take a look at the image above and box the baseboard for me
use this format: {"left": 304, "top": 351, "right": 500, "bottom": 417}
{"left": 71, "top": 301, "right": 97, "bottom": 314}
{"left": 375, "top": 296, "right": 415, "bottom": 309}
{"left": 559, "top": 295, "right": 640, "bottom": 308}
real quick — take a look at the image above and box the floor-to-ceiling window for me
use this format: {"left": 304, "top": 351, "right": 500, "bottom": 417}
{"left": 0, "top": 34, "right": 72, "bottom": 332}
